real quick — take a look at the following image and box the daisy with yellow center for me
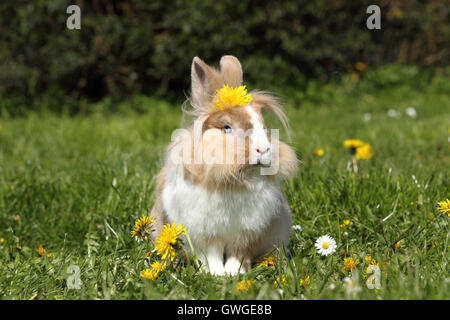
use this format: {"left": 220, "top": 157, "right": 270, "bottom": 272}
{"left": 342, "top": 257, "right": 360, "bottom": 271}
{"left": 437, "top": 199, "right": 450, "bottom": 217}
{"left": 131, "top": 215, "right": 154, "bottom": 242}
{"left": 155, "top": 222, "right": 186, "bottom": 261}
{"left": 213, "top": 85, "right": 252, "bottom": 111}
{"left": 315, "top": 235, "right": 337, "bottom": 256}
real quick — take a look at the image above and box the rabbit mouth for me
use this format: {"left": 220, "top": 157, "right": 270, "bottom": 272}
{"left": 255, "top": 158, "right": 271, "bottom": 167}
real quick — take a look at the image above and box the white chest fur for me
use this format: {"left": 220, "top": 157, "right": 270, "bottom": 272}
{"left": 161, "top": 165, "right": 284, "bottom": 245}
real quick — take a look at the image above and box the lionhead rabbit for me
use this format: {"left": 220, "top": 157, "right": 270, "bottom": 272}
{"left": 150, "top": 55, "right": 298, "bottom": 275}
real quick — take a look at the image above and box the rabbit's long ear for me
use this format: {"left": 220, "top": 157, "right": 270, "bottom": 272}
{"left": 220, "top": 55, "right": 243, "bottom": 87}
{"left": 191, "top": 57, "right": 223, "bottom": 108}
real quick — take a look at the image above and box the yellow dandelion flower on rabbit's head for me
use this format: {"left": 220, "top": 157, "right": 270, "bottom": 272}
{"left": 131, "top": 216, "right": 154, "bottom": 241}
{"left": 155, "top": 222, "right": 186, "bottom": 261}
{"left": 213, "top": 85, "right": 252, "bottom": 111}
{"left": 437, "top": 199, "right": 450, "bottom": 217}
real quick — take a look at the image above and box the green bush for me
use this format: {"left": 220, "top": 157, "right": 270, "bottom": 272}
{"left": 0, "top": 0, "right": 448, "bottom": 114}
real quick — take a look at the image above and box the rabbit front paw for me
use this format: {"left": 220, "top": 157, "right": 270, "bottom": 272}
{"left": 224, "top": 257, "right": 245, "bottom": 275}
{"left": 207, "top": 262, "right": 226, "bottom": 276}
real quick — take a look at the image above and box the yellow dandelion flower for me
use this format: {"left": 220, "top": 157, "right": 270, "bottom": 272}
{"left": 344, "top": 139, "right": 372, "bottom": 160}
{"left": 354, "top": 62, "right": 367, "bottom": 72}
{"left": 257, "top": 256, "right": 276, "bottom": 268}
{"left": 140, "top": 268, "right": 158, "bottom": 280}
{"left": 355, "top": 144, "right": 373, "bottom": 160}
{"left": 312, "top": 148, "right": 324, "bottom": 156}
{"left": 432, "top": 242, "right": 438, "bottom": 249}
{"left": 340, "top": 219, "right": 351, "bottom": 228}
{"left": 47, "top": 253, "right": 53, "bottom": 258}
{"left": 350, "top": 72, "right": 360, "bottom": 83}
{"left": 213, "top": 85, "right": 252, "bottom": 111}
{"left": 364, "top": 256, "right": 379, "bottom": 268}
{"left": 437, "top": 199, "right": 450, "bottom": 217}
{"left": 299, "top": 276, "right": 310, "bottom": 287}
{"left": 131, "top": 216, "right": 154, "bottom": 241}
{"left": 155, "top": 222, "right": 186, "bottom": 261}
{"left": 394, "top": 241, "right": 401, "bottom": 251}
{"left": 145, "top": 249, "right": 153, "bottom": 257}
{"left": 273, "top": 275, "right": 287, "bottom": 289}
{"left": 0, "top": 238, "right": 4, "bottom": 244}
{"left": 236, "top": 280, "right": 254, "bottom": 292}
{"left": 343, "top": 139, "right": 365, "bottom": 149}
{"left": 387, "top": 8, "right": 403, "bottom": 20}
{"left": 36, "top": 245, "right": 44, "bottom": 257}
{"left": 342, "top": 257, "right": 359, "bottom": 271}
{"left": 151, "top": 261, "right": 167, "bottom": 273}
{"left": 140, "top": 261, "right": 167, "bottom": 281}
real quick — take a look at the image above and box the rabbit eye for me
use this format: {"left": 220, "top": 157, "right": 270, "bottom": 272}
{"left": 222, "top": 125, "right": 232, "bottom": 134}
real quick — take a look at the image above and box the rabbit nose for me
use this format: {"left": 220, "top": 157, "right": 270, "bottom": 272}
{"left": 256, "top": 146, "right": 270, "bottom": 154}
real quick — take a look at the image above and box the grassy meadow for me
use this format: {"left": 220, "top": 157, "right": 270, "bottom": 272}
{"left": 0, "top": 66, "right": 449, "bottom": 299}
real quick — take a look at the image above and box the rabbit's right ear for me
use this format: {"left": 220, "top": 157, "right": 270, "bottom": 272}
{"left": 191, "top": 57, "right": 223, "bottom": 108}
{"left": 220, "top": 55, "right": 243, "bottom": 87}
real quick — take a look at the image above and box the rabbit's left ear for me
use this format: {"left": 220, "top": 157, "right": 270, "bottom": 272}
{"left": 220, "top": 55, "right": 243, "bottom": 87}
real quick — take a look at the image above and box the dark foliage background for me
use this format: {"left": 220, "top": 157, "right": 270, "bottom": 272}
{"left": 0, "top": 0, "right": 448, "bottom": 114}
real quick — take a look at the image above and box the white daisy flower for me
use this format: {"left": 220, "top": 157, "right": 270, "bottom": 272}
{"left": 387, "top": 109, "right": 401, "bottom": 118}
{"left": 343, "top": 276, "right": 362, "bottom": 295}
{"left": 292, "top": 224, "right": 302, "bottom": 231}
{"left": 315, "top": 235, "right": 337, "bottom": 256}
{"left": 405, "top": 107, "right": 417, "bottom": 118}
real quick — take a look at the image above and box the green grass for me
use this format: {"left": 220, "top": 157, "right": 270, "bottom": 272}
{"left": 0, "top": 67, "right": 449, "bottom": 299}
